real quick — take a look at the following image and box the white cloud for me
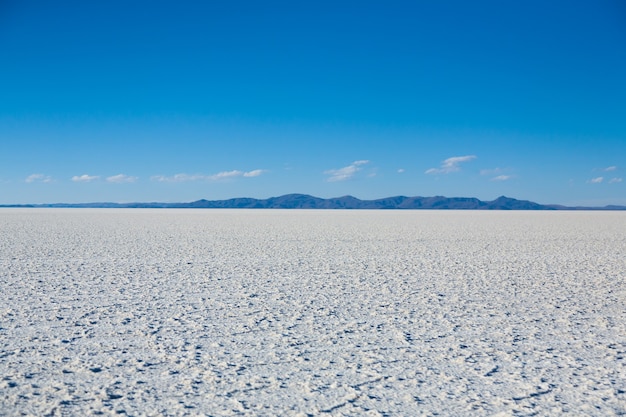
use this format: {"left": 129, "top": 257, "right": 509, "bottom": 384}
{"left": 243, "top": 169, "right": 265, "bottom": 177}
{"left": 426, "top": 155, "right": 476, "bottom": 174}
{"left": 324, "top": 160, "right": 370, "bottom": 182}
{"left": 72, "top": 174, "right": 99, "bottom": 183}
{"left": 152, "top": 169, "right": 265, "bottom": 183}
{"left": 604, "top": 166, "right": 618, "bottom": 171}
{"left": 397, "top": 168, "right": 405, "bottom": 174}
{"left": 153, "top": 174, "right": 188, "bottom": 183}
{"left": 210, "top": 170, "right": 243, "bottom": 180}
{"left": 106, "top": 174, "right": 138, "bottom": 183}
{"left": 25, "top": 174, "right": 53, "bottom": 183}
{"left": 609, "top": 177, "right": 623, "bottom": 183}
{"left": 481, "top": 168, "right": 514, "bottom": 181}
{"left": 210, "top": 169, "right": 266, "bottom": 180}
{"left": 588, "top": 177, "right": 604, "bottom": 184}
{"left": 151, "top": 173, "right": 207, "bottom": 183}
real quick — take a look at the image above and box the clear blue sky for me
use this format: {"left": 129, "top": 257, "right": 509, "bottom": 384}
{"left": 1, "top": 0, "right": 625, "bottom": 205}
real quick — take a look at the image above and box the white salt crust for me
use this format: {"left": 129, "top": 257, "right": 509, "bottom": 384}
{"left": 0, "top": 209, "right": 625, "bottom": 416}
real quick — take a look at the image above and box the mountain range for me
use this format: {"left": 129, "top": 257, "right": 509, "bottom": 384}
{"left": 2, "top": 194, "right": 625, "bottom": 210}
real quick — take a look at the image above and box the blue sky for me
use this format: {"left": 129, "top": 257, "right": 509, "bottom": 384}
{"left": 1, "top": 0, "right": 625, "bottom": 205}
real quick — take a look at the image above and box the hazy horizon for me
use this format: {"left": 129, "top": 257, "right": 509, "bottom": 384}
{"left": 2, "top": 192, "right": 626, "bottom": 209}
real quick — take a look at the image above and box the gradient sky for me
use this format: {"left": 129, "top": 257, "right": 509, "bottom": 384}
{"left": 1, "top": 0, "right": 625, "bottom": 205}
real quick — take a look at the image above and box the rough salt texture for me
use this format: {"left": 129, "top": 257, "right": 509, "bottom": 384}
{"left": 1, "top": 209, "right": 625, "bottom": 416}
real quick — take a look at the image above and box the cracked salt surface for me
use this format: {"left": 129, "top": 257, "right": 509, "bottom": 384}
{"left": 0, "top": 209, "right": 625, "bottom": 416}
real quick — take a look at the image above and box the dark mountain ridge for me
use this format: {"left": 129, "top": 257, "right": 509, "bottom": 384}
{"left": 2, "top": 194, "right": 624, "bottom": 210}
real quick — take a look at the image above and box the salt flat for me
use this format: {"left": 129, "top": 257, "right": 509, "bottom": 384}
{"left": 0, "top": 209, "right": 625, "bottom": 416}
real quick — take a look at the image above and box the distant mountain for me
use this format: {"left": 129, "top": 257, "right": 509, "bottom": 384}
{"left": 2, "top": 194, "right": 625, "bottom": 210}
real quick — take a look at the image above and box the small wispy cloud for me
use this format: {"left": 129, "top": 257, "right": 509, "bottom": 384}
{"left": 480, "top": 167, "right": 514, "bottom": 181}
{"left": 209, "top": 170, "right": 243, "bottom": 180}
{"left": 151, "top": 169, "right": 266, "bottom": 183}
{"left": 397, "top": 168, "right": 405, "bottom": 174}
{"left": 588, "top": 177, "right": 604, "bottom": 184}
{"left": 151, "top": 173, "right": 205, "bottom": 183}
{"left": 425, "top": 155, "right": 476, "bottom": 174}
{"left": 243, "top": 169, "right": 265, "bottom": 178}
{"left": 106, "top": 174, "right": 138, "bottom": 183}
{"left": 25, "top": 174, "right": 53, "bottom": 183}
{"left": 609, "top": 177, "right": 623, "bottom": 183}
{"left": 604, "top": 166, "right": 618, "bottom": 171}
{"left": 324, "top": 160, "right": 369, "bottom": 182}
{"left": 209, "top": 169, "right": 266, "bottom": 180}
{"left": 72, "top": 174, "right": 99, "bottom": 183}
